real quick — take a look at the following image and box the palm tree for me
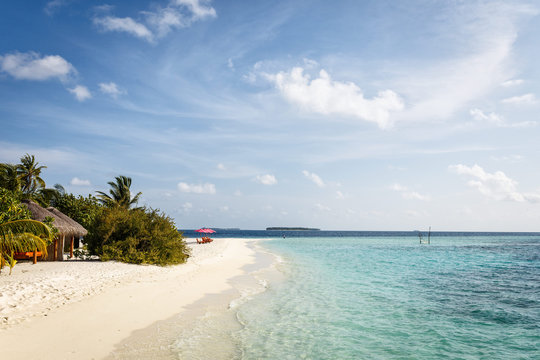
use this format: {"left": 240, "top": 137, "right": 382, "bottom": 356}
{"left": 17, "top": 154, "right": 47, "bottom": 196}
{"left": 0, "top": 163, "right": 21, "bottom": 192}
{"left": 0, "top": 219, "right": 51, "bottom": 274}
{"left": 36, "top": 183, "right": 66, "bottom": 207}
{"left": 96, "top": 175, "right": 142, "bottom": 209}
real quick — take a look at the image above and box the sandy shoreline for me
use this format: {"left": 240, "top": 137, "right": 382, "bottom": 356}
{"left": 0, "top": 238, "right": 257, "bottom": 359}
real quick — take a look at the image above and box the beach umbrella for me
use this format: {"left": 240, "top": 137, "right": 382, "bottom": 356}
{"left": 195, "top": 228, "right": 216, "bottom": 233}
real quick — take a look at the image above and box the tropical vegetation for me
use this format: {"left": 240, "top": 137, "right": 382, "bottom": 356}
{"left": 96, "top": 175, "right": 142, "bottom": 209}
{"left": 1, "top": 154, "right": 190, "bottom": 269}
{"left": 0, "top": 154, "right": 65, "bottom": 206}
{"left": 0, "top": 189, "right": 52, "bottom": 274}
{"left": 85, "top": 206, "right": 189, "bottom": 265}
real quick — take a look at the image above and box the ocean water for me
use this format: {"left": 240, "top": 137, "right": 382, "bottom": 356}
{"left": 229, "top": 233, "right": 540, "bottom": 359}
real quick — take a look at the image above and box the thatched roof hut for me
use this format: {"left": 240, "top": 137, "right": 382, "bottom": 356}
{"left": 21, "top": 200, "right": 86, "bottom": 261}
{"left": 22, "top": 200, "right": 74, "bottom": 235}
{"left": 46, "top": 207, "right": 88, "bottom": 237}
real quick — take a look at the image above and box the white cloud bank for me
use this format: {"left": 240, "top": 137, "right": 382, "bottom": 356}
{"left": 266, "top": 67, "right": 404, "bottom": 129}
{"left": 449, "top": 164, "right": 540, "bottom": 203}
{"left": 302, "top": 170, "right": 325, "bottom": 187}
{"left": 68, "top": 85, "right": 92, "bottom": 101}
{"left": 256, "top": 174, "right": 277, "bottom": 185}
{"left": 0, "top": 52, "right": 75, "bottom": 81}
{"left": 177, "top": 182, "right": 216, "bottom": 194}
{"left": 387, "top": 2, "right": 538, "bottom": 124}
{"left": 390, "top": 183, "right": 430, "bottom": 201}
{"left": 70, "top": 177, "right": 91, "bottom": 186}
{"left": 94, "top": 0, "right": 216, "bottom": 42}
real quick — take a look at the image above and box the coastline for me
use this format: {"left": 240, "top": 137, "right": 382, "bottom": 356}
{"left": 107, "top": 239, "right": 283, "bottom": 359}
{"left": 0, "top": 238, "right": 260, "bottom": 359}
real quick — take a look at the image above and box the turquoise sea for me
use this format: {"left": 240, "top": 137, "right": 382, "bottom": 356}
{"left": 222, "top": 232, "right": 540, "bottom": 359}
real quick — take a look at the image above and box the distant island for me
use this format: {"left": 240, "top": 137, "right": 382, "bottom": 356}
{"left": 266, "top": 227, "right": 320, "bottom": 231}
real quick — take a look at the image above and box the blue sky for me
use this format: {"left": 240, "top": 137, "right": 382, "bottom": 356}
{"left": 1, "top": 0, "right": 540, "bottom": 231}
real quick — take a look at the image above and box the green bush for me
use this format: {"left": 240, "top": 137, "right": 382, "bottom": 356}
{"left": 84, "top": 206, "right": 189, "bottom": 266}
{"left": 53, "top": 193, "right": 103, "bottom": 231}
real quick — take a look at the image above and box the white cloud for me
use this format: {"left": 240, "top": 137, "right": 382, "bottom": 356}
{"left": 95, "top": 0, "right": 216, "bottom": 41}
{"left": 227, "top": 58, "right": 234, "bottom": 70}
{"left": 174, "top": 0, "right": 217, "bottom": 20}
{"left": 217, "top": 163, "right": 226, "bottom": 170}
{"left": 336, "top": 191, "right": 344, "bottom": 199}
{"left": 390, "top": 3, "right": 537, "bottom": 123}
{"left": 402, "top": 192, "right": 430, "bottom": 201}
{"left": 99, "top": 82, "right": 125, "bottom": 98}
{"left": 390, "top": 183, "right": 407, "bottom": 192}
{"left": 177, "top": 182, "right": 216, "bottom": 194}
{"left": 256, "top": 174, "right": 277, "bottom": 185}
{"left": 501, "top": 79, "right": 524, "bottom": 87}
{"left": 94, "top": 16, "right": 154, "bottom": 42}
{"left": 302, "top": 170, "right": 325, "bottom": 187}
{"left": 490, "top": 155, "right": 523, "bottom": 162}
{"left": 390, "top": 183, "right": 430, "bottom": 201}
{"left": 266, "top": 67, "right": 404, "bottom": 129}
{"left": 501, "top": 93, "right": 537, "bottom": 105}
{"left": 220, "top": 205, "right": 229, "bottom": 212}
{"left": 0, "top": 52, "right": 75, "bottom": 81}
{"left": 144, "top": 7, "right": 184, "bottom": 38}
{"left": 470, "top": 108, "right": 536, "bottom": 128}
{"left": 44, "top": 0, "right": 70, "bottom": 15}
{"left": 68, "top": 85, "right": 92, "bottom": 102}
{"left": 315, "top": 203, "right": 331, "bottom": 211}
{"left": 449, "top": 164, "right": 540, "bottom": 203}
{"left": 70, "top": 177, "right": 91, "bottom": 186}
{"left": 470, "top": 108, "right": 503, "bottom": 125}
{"left": 180, "top": 202, "right": 193, "bottom": 212}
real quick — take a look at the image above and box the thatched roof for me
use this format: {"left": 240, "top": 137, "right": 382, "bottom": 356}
{"left": 21, "top": 200, "right": 81, "bottom": 237}
{"left": 46, "top": 207, "right": 88, "bottom": 237}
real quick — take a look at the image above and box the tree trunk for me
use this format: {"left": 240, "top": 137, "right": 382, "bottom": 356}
{"left": 53, "top": 239, "right": 58, "bottom": 261}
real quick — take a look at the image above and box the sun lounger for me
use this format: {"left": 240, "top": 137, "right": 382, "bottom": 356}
{"left": 13, "top": 251, "right": 42, "bottom": 260}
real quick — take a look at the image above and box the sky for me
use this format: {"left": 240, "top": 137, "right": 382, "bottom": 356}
{"left": 1, "top": 0, "right": 540, "bottom": 231}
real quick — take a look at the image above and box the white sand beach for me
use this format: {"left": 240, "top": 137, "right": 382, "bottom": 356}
{"left": 0, "top": 238, "right": 256, "bottom": 359}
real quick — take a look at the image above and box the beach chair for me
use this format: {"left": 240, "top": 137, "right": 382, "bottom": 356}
{"left": 13, "top": 251, "right": 43, "bottom": 264}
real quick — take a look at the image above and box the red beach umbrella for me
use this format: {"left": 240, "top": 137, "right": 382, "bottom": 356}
{"left": 195, "top": 228, "right": 216, "bottom": 233}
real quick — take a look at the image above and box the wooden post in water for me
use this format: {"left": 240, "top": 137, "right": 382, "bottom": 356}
{"left": 428, "top": 226, "right": 431, "bottom": 244}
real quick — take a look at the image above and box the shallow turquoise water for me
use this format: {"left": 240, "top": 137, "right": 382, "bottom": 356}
{"left": 236, "top": 235, "right": 540, "bottom": 359}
